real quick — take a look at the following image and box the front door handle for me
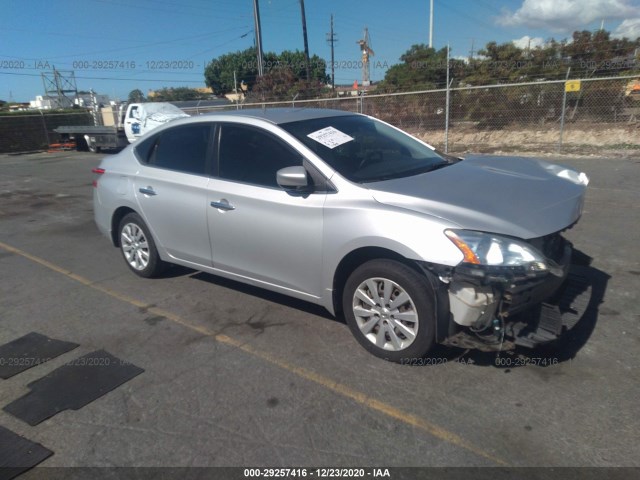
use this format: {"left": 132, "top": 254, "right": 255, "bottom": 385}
{"left": 210, "top": 200, "right": 235, "bottom": 211}
{"left": 139, "top": 187, "right": 156, "bottom": 196}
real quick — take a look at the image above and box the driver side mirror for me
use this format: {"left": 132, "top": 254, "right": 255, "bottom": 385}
{"left": 277, "top": 166, "right": 309, "bottom": 190}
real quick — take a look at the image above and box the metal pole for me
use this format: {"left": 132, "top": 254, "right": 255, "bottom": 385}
{"left": 300, "top": 0, "right": 311, "bottom": 82}
{"left": 39, "top": 110, "right": 50, "bottom": 147}
{"left": 234, "top": 71, "right": 239, "bottom": 110}
{"left": 329, "top": 14, "right": 335, "bottom": 91}
{"left": 429, "top": 0, "right": 434, "bottom": 48}
{"left": 253, "top": 0, "right": 264, "bottom": 77}
{"left": 444, "top": 44, "right": 450, "bottom": 153}
{"left": 558, "top": 67, "right": 571, "bottom": 153}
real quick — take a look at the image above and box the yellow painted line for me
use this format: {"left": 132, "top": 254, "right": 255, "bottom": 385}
{"left": 0, "top": 240, "right": 508, "bottom": 466}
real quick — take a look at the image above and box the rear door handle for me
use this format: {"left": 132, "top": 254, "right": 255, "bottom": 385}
{"left": 210, "top": 200, "right": 235, "bottom": 211}
{"left": 139, "top": 187, "right": 157, "bottom": 196}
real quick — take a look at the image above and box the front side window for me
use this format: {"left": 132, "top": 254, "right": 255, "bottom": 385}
{"left": 146, "top": 124, "right": 211, "bottom": 175}
{"left": 218, "top": 124, "right": 302, "bottom": 188}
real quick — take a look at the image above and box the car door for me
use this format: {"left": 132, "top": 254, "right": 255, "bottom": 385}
{"left": 207, "top": 123, "right": 326, "bottom": 299}
{"left": 133, "top": 123, "right": 214, "bottom": 267}
{"left": 124, "top": 105, "right": 142, "bottom": 143}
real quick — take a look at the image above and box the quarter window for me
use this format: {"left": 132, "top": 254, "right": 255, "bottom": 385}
{"left": 218, "top": 124, "right": 301, "bottom": 188}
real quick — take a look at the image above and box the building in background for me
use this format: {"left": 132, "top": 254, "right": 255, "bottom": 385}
{"left": 29, "top": 93, "right": 110, "bottom": 110}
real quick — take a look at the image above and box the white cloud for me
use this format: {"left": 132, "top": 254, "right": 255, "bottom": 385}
{"left": 512, "top": 35, "right": 546, "bottom": 49}
{"left": 498, "top": 0, "right": 637, "bottom": 32}
{"left": 612, "top": 18, "right": 640, "bottom": 38}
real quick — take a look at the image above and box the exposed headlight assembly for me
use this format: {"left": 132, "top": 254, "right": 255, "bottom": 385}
{"left": 445, "top": 229, "right": 547, "bottom": 272}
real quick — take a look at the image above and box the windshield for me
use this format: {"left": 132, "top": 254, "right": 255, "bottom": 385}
{"left": 280, "top": 115, "right": 448, "bottom": 183}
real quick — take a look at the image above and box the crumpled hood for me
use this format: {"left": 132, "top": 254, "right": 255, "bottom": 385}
{"left": 367, "top": 155, "right": 587, "bottom": 239}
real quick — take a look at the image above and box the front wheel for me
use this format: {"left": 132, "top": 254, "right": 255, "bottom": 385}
{"left": 118, "top": 213, "right": 166, "bottom": 278}
{"left": 342, "top": 259, "right": 437, "bottom": 363}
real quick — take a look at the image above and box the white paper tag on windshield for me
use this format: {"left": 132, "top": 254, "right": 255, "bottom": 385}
{"left": 307, "top": 126, "right": 354, "bottom": 149}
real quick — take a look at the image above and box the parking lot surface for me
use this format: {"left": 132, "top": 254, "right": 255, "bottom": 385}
{"left": 0, "top": 150, "right": 639, "bottom": 470}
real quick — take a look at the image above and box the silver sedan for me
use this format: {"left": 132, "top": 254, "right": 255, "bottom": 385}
{"left": 93, "top": 108, "right": 589, "bottom": 362}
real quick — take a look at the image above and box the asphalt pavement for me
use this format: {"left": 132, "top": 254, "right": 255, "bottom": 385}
{"left": 0, "top": 150, "right": 638, "bottom": 473}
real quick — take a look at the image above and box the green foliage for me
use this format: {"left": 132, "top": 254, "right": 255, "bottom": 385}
{"left": 376, "top": 45, "right": 468, "bottom": 92}
{"left": 150, "top": 87, "right": 210, "bottom": 101}
{"left": 379, "top": 30, "right": 639, "bottom": 92}
{"left": 277, "top": 50, "right": 330, "bottom": 83}
{"left": 204, "top": 48, "right": 329, "bottom": 98}
{"left": 204, "top": 48, "right": 260, "bottom": 95}
{"left": 128, "top": 89, "right": 146, "bottom": 103}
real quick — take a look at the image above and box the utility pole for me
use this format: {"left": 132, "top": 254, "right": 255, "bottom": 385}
{"left": 299, "top": 0, "right": 311, "bottom": 81}
{"left": 326, "top": 14, "right": 337, "bottom": 91}
{"left": 253, "top": 0, "right": 264, "bottom": 77}
{"left": 429, "top": 0, "right": 434, "bottom": 48}
{"left": 468, "top": 39, "right": 475, "bottom": 62}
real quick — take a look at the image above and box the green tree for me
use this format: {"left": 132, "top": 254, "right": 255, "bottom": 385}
{"left": 128, "top": 89, "right": 146, "bottom": 103}
{"left": 204, "top": 48, "right": 262, "bottom": 95}
{"left": 277, "top": 50, "right": 330, "bottom": 83}
{"left": 150, "top": 87, "right": 209, "bottom": 101}
{"left": 251, "top": 66, "right": 327, "bottom": 101}
{"left": 377, "top": 45, "right": 467, "bottom": 92}
{"left": 465, "top": 41, "right": 527, "bottom": 84}
{"left": 204, "top": 48, "right": 329, "bottom": 96}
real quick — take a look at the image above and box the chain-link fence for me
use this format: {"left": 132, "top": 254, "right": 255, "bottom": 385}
{"left": 0, "top": 111, "right": 92, "bottom": 153}
{"left": 183, "top": 75, "right": 640, "bottom": 156}
{"left": 1, "top": 75, "right": 638, "bottom": 155}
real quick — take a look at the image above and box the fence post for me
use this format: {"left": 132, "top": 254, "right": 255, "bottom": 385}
{"left": 558, "top": 67, "right": 571, "bottom": 153}
{"left": 444, "top": 44, "right": 450, "bottom": 153}
{"left": 39, "top": 110, "right": 50, "bottom": 147}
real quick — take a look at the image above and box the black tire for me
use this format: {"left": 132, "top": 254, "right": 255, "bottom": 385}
{"left": 117, "top": 212, "right": 166, "bottom": 278}
{"left": 342, "top": 259, "right": 437, "bottom": 363}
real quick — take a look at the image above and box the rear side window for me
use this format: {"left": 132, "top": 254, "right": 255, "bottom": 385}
{"left": 147, "top": 124, "right": 211, "bottom": 175}
{"left": 218, "top": 124, "right": 301, "bottom": 188}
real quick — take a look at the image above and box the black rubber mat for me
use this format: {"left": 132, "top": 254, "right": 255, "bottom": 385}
{"left": 0, "top": 332, "right": 79, "bottom": 379}
{"left": 3, "top": 350, "right": 144, "bottom": 426}
{"left": 0, "top": 425, "right": 53, "bottom": 480}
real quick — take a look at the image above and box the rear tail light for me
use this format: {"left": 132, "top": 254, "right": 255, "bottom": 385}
{"left": 92, "top": 167, "right": 105, "bottom": 187}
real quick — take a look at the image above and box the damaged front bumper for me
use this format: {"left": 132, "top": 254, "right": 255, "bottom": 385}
{"left": 428, "top": 233, "right": 581, "bottom": 351}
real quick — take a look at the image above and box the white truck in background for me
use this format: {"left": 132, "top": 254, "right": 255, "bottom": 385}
{"left": 55, "top": 102, "right": 189, "bottom": 153}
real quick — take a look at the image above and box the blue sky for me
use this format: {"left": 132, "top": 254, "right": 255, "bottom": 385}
{"left": 1, "top": 0, "right": 638, "bottom": 102}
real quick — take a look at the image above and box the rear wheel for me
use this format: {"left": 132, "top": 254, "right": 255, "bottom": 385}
{"left": 118, "top": 213, "right": 166, "bottom": 278}
{"left": 342, "top": 259, "right": 436, "bottom": 363}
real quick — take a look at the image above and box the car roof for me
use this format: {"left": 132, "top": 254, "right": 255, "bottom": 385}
{"left": 202, "top": 108, "right": 359, "bottom": 125}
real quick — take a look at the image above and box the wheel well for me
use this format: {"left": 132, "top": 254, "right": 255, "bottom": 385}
{"left": 332, "top": 247, "right": 422, "bottom": 316}
{"left": 110, "top": 207, "right": 136, "bottom": 247}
